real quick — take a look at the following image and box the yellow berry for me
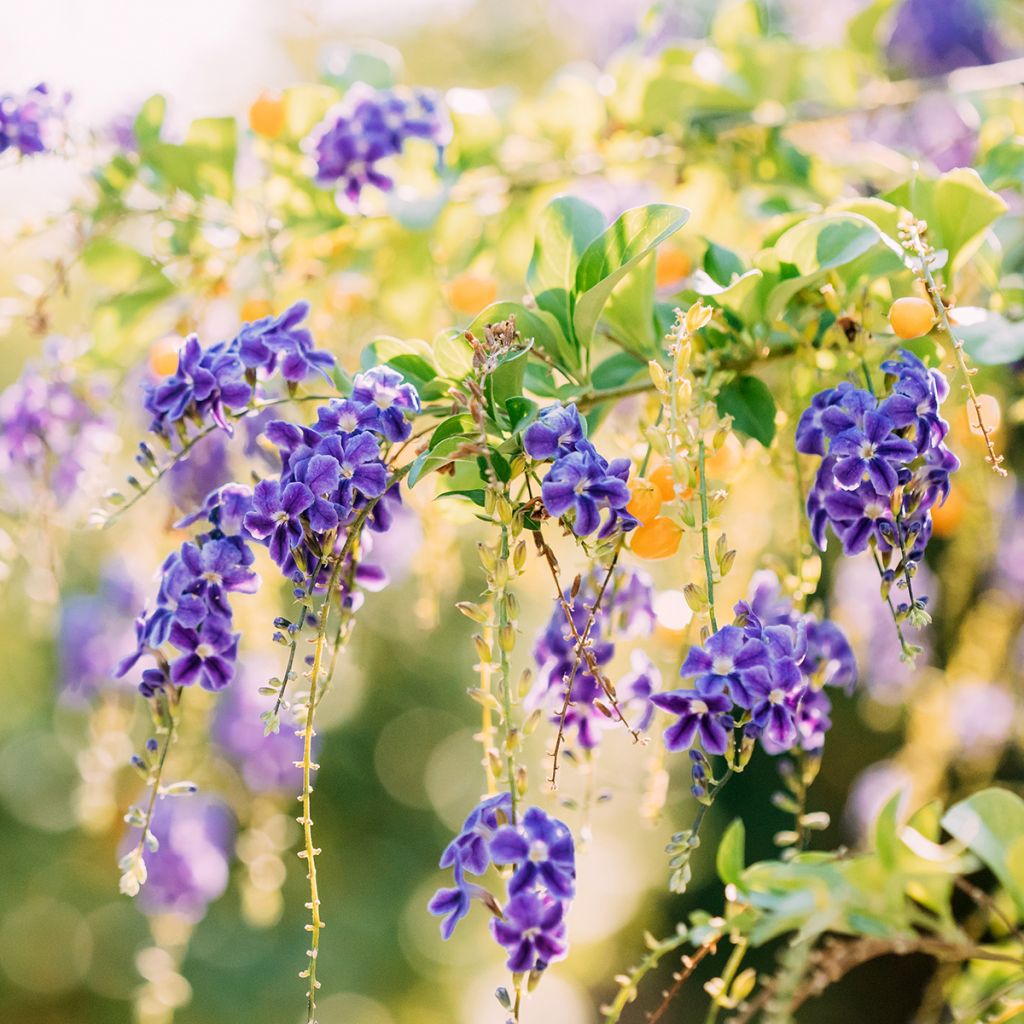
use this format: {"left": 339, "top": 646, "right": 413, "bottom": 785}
{"left": 888, "top": 296, "right": 935, "bottom": 340}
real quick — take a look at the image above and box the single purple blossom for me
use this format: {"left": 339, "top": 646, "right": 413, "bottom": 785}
{"left": 490, "top": 807, "right": 575, "bottom": 900}
{"left": 651, "top": 687, "right": 733, "bottom": 754}
{"left": 490, "top": 890, "right": 568, "bottom": 973}
{"left": 244, "top": 479, "right": 314, "bottom": 566}
{"left": 168, "top": 616, "right": 239, "bottom": 691}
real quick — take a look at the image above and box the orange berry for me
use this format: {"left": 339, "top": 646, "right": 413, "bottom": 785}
{"left": 627, "top": 478, "right": 662, "bottom": 525}
{"left": 446, "top": 272, "right": 497, "bottom": 314}
{"left": 703, "top": 432, "right": 743, "bottom": 481}
{"left": 888, "top": 296, "right": 935, "bottom": 340}
{"left": 149, "top": 335, "right": 182, "bottom": 377}
{"left": 650, "top": 463, "right": 692, "bottom": 503}
{"left": 655, "top": 248, "right": 692, "bottom": 288}
{"left": 240, "top": 297, "right": 273, "bottom": 322}
{"left": 930, "top": 485, "right": 964, "bottom": 539}
{"left": 631, "top": 517, "right": 683, "bottom": 560}
{"left": 249, "top": 92, "right": 286, "bottom": 139}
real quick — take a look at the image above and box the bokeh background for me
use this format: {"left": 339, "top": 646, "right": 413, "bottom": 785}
{"left": 2, "top": 1, "right": 1024, "bottom": 1023}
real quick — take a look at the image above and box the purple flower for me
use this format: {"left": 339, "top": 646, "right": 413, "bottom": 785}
{"left": 236, "top": 301, "right": 334, "bottom": 384}
{"left": 678, "top": 625, "right": 771, "bottom": 701}
{"left": 175, "top": 483, "right": 253, "bottom": 538}
{"left": 650, "top": 687, "right": 733, "bottom": 754}
{"left": 125, "top": 796, "right": 233, "bottom": 922}
{"left": 167, "top": 431, "right": 233, "bottom": 513}
{"left": 439, "top": 793, "right": 513, "bottom": 875}
{"left": 490, "top": 807, "right": 575, "bottom": 900}
{"left": 180, "top": 538, "right": 260, "bottom": 616}
{"left": 317, "top": 430, "right": 388, "bottom": 507}
{"left": 523, "top": 403, "right": 585, "bottom": 460}
{"left": 804, "top": 619, "right": 857, "bottom": 694}
{"left": 144, "top": 336, "right": 252, "bottom": 438}
{"left": 306, "top": 85, "right": 450, "bottom": 205}
{"left": 744, "top": 668, "right": 803, "bottom": 753}
{"left": 829, "top": 411, "right": 916, "bottom": 493}
{"left": 168, "top": 616, "right": 239, "bottom": 691}
{"left": 794, "top": 687, "right": 832, "bottom": 752}
{"left": 0, "top": 84, "right": 67, "bottom": 157}
{"left": 350, "top": 366, "right": 421, "bottom": 442}
{"left": 795, "top": 386, "right": 842, "bottom": 456}
{"left": 541, "top": 450, "right": 631, "bottom": 536}
{"left": 822, "top": 482, "right": 896, "bottom": 555}
{"left": 428, "top": 863, "right": 475, "bottom": 940}
{"left": 244, "top": 479, "right": 314, "bottom": 567}
{"left": 491, "top": 890, "right": 568, "bottom": 973}
{"left": 887, "top": 0, "right": 1001, "bottom": 77}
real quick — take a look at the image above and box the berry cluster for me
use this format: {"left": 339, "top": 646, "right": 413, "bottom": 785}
{"left": 652, "top": 572, "right": 856, "bottom": 762}
{"left": 0, "top": 83, "right": 67, "bottom": 157}
{"left": 429, "top": 795, "right": 574, "bottom": 974}
{"left": 799, "top": 351, "right": 958, "bottom": 623}
{"left": 523, "top": 403, "right": 636, "bottom": 538}
{"left": 306, "top": 84, "right": 450, "bottom": 205}
{"left": 530, "top": 568, "right": 658, "bottom": 749}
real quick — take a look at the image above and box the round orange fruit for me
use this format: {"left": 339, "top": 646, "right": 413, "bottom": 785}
{"left": 889, "top": 296, "right": 935, "bottom": 340}
{"left": 626, "top": 478, "right": 662, "bottom": 525}
{"left": 249, "top": 92, "right": 286, "bottom": 139}
{"left": 240, "top": 297, "right": 273, "bottom": 322}
{"left": 149, "top": 335, "right": 182, "bottom": 377}
{"left": 446, "top": 272, "right": 497, "bottom": 314}
{"left": 655, "top": 248, "right": 692, "bottom": 288}
{"left": 631, "top": 516, "right": 683, "bottom": 559}
{"left": 650, "top": 463, "right": 692, "bottom": 504}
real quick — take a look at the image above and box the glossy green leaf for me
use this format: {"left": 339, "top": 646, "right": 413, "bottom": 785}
{"left": 468, "top": 302, "right": 572, "bottom": 375}
{"left": 942, "top": 787, "right": 1024, "bottom": 914}
{"left": 573, "top": 203, "right": 689, "bottom": 347}
{"left": 717, "top": 818, "right": 746, "bottom": 887}
{"left": 956, "top": 309, "right": 1024, "bottom": 366}
{"left": 716, "top": 375, "right": 776, "bottom": 446}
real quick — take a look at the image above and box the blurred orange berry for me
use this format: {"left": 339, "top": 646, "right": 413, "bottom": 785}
{"left": 149, "top": 335, "right": 182, "bottom": 377}
{"left": 631, "top": 516, "right": 683, "bottom": 559}
{"left": 650, "top": 464, "right": 679, "bottom": 503}
{"left": 930, "top": 485, "right": 965, "bottom": 538}
{"left": 655, "top": 248, "right": 692, "bottom": 288}
{"left": 703, "top": 432, "right": 743, "bottom": 480}
{"left": 888, "top": 296, "right": 934, "bottom": 340}
{"left": 240, "top": 297, "right": 273, "bottom": 322}
{"left": 249, "top": 92, "right": 285, "bottom": 139}
{"left": 627, "top": 478, "right": 662, "bottom": 525}
{"left": 446, "top": 272, "right": 497, "bottom": 314}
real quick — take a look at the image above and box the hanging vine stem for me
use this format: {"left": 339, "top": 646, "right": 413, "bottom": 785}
{"left": 600, "top": 926, "right": 692, "bottom": 1024}
{"left": 118, "top": 683, "right": 183, "bottom": 896}
{"left": 98, "top": 393, "right": 338, "bottom": 528}
{"left": 532, "top": 529, "right": 640, "bottom": 788}
{"left": 697, "top": 435, "right": 719, "bottom": 634}
{"left": 901, "top": 216, "right": 1006, "bottom": 477}
{"left": 870, "top": 546, "right": 920, "bottom": 663}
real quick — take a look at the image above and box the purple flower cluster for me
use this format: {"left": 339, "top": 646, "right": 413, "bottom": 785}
{"left": 0, "top": 361, "right": 115, "bottom": 508}
{"left": 523, "top": 403, "right": 636, "bottom": 538}
{"left": 306, "top": 84, "right": 450, "bottom": 205}
{"left": 117, "top": 485, "right": 258, "bottom": 694}
{"left": 529, "top": 567, "right": 658, "bottom": 749}
{"left": 652, "top": 572, "right": 856, "bottom": 758}
{"left": 799, "top": 352, "right": 958, "bottom": 578}
{"left": 0, "top": 83, "right": 67, "bottom": 157}
{"left": 143, "top": 302, "right": 334, "bottom": 442}
{"left": 429, "top": 796, "right": 574, "bottom": 975}
{"left": 243, "top": 366, "right": 418, "bottom": 578}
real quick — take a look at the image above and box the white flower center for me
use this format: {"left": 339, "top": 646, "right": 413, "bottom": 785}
{"left": 864, "top": 500, "right": 886, "bottom": 520}
{"left": 769, "top": 688, "right": 785, "bottom": 705}
{"left": 273, "top": 509, "right": 289, "bottom": 524}
{"left": 528, "top": 840, "right": 549, "bottom": 863}
{"left": 201, "top": 571, "right": 221, "bottom": 584}
{"left": 195, "top": 643, "right": 215, "bottom": 659}
{"left": 690, "top": 698, "right": 709, "bottom": 715}
{"left": 374, "top": 392, "right": 395, "bottom": 410}
{"left": 858, "top": 441, "right": 876, "bottom": 460}
{"left": 711, "top": 656, "right": 734, "bottom": 676}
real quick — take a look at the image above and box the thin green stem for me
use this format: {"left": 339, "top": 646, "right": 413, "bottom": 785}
{"left": 496, "top": 523, "right": 518, "bottom": 825}
{"left": 697, "top": 436, "right": 719, "bottom": 634}
{"left": 705, "top": 937, "right": 749, "bottom": 1024}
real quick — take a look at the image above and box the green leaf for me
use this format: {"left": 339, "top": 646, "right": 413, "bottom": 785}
{"left": 956, "top": 309, "right": 1024, "bottom": 366}
{"left": 133, "top": 94, "right": 166, "bottom": 149}
{"left": 408, "top": 433, "right": 477, "bottom": 487}
{"left": 433, "top": 330, "right": 475, "bottom": 379}
{"left": 717, "top": 819, "right": 746, "bottom": 887}
{"left": 704, "top": 240, "right": 745, "bottom": 287}
{"left": 386, "top": 354, "right": 437, "bottom": 392}
{"left": 82, "top": 238, "right": 164, "bottom": 291}
{"left": 886, "top": 168, "right": 1008, "bottom": 274}
{"left": 184, "top": 117, "right": 237, "bottom": 200}
{"left": 600, "top": 253, "right": 659, "bottom": 358}
{"left": 590, "top": 351, "right": 647, "bottom": 391}
{"left": 573, "top": 203, "right": 690, "bottom": 347}
{"left": 428, "top": 415, "right": 472, "bottom": 450}
{"left": 505, "top": 397, "right": 538, "bottom": 432}
{"left": 772, "top": 212, "right": 885, "bottom": 276}
{"left": 942, "top": 787, "right": 1024, "bottom": 915}
{"left": 527, "top": 195, "right": 605, "bottom": 353}
{"left": 485, "top": 345, "right": 532, "bottom": 417}
{"left": 716, "top": 375, "right": 776, "bottom": 446}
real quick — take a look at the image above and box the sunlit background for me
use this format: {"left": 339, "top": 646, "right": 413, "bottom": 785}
{"left": 1, "top": 1, "right": 1023, "bottom": 1023}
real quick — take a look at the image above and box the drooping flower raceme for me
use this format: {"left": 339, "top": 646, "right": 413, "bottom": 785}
{"left": 306, "top": 84, "right": 450, "bottom": 205}
{"left": 652, "top": 572, "right": 857, "bottom": 761}
{"left": 524, "top": 402, "right": 637, "bottom": 539}
{"left": 429, "top": 798, "right": 575, "bottom": 975}
{"left": 529, "top": 567, "right": 658, "bottom": 750}
{"left": 0, "top": 83, "right": 68, "bottom": 157}
{"left": 799, "top": 352, "right": 958, "bottom": 624}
